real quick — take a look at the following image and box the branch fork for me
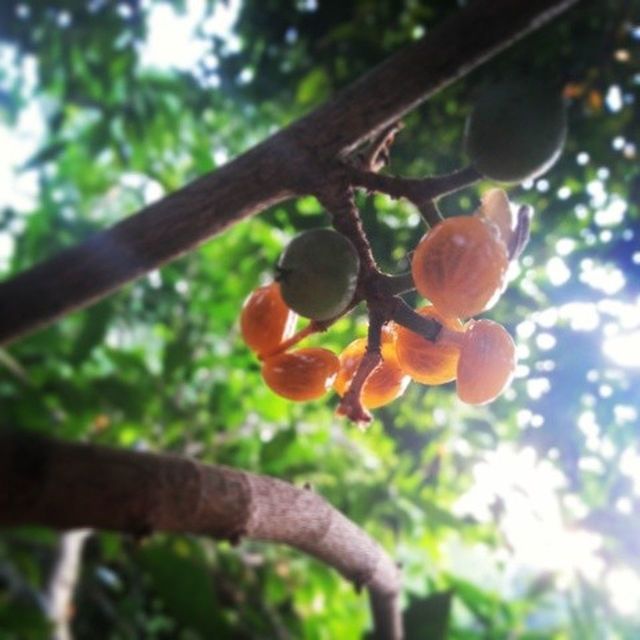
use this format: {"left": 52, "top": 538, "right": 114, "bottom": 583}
{"left": 309, "top": 134, "right": 531, "bottom": 424}
{"left": 310, "top": 148, "right": 468, "bottom": 425}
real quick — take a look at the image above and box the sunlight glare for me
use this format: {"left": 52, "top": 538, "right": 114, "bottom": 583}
{"left": 141, "top": 0, "right": 240, "bottom": 71}
{"left": 559, "top": 302, "right": 600, "bottom": 331}
{"left": 619, "top": 446, "right": 640, "bottom": 495}
{"left": 453, "top": 445, "right": 604, "bottom": 582}
{"left": 606, "top": 568, "right": 640, "bottom": 616}
{"left": 594, "top": 197, "right": 626, "bottom": 226}
{"left": 603, "top": 330, "right": 640, "bottom": 367}
{"left": 546, "top": 256, "right": 571, "bottom": 286}
{"left": 0, "top": 46, "right": 43, "bottom": 214}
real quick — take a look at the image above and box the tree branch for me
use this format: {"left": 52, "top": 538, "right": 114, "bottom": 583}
{"left": 289, "top": 0, "right": 580, "bottom": 159}
{"left": 0, "top": 144, "right": 296, "bottom": 346}
{"left": 0, "top": 432, "right": 403, "bottom": 640}
{"left": 349, "top": 165, "right": 482, "bottom": 205}
{"left": 0, "top": 0, "right": 579, "bottom": 346}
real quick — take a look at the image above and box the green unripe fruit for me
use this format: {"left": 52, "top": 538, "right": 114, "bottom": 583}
{"left": 464, "top": 82, "right": 567, "bottom": 183}
{"left": 277, "top": 229, "right": 360, "bottom": 321}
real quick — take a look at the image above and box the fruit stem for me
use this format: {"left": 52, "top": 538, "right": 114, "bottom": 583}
{"left": 378, "top": 272, "right": 415, "bottom": 296}
{"left": 259, "top": 322, "right": 319, "bottom": 360}
{"left": 347, "top": 164, "right": 481, "bottom": 204}
{"left": 390, "top": 299, "right": 442, "bottom": 342}
{"left": 336, "top": 308, "right": 384, "bottom": 427}
{"left": 418, "top": 200, "right": 443, "bottom": 228}
{"left": 319, "top": 184, "right": 379, "bottom": 275}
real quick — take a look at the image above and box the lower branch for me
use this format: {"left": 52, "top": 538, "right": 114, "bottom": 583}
{"left": 0, "top": 432, "right": 403, "bottom": 640}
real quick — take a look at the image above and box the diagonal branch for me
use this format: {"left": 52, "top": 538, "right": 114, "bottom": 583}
{"left": 0, "top": 431, "right": 403, "bottom": 640}
{"left": 0, "top": 0, "right": 579, "bottom": 346}
{"left": 289, "top": 0, "right": 581, "bottom": 159}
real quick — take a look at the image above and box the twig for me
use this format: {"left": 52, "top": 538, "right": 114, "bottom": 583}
{"left": 319, "top": 180, "right": 379, "bottom": 275}
{"left": 0, "top": 349, "right": 31, "bottom": 385}
{"left": 377, "top": 273, "right": 415, "bottom": 297}
{"left": 259, "top": 322, "right": 321, "bottom": 360}
{"left": 336, "top": 309, "right": 385, "bottom": 426}
{"left": 418, "top": 201, "right": 444, "bottom": 228}
{"left": 390, "top": 299, "right": 441, "bottom": 342}
{"left": 358, "top": 122, "right": 404, "bottom": 173}
{"left": 348, "top": 165, "right": 482, "bottom": 205}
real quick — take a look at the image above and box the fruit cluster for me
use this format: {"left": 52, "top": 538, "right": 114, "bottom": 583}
{"left": 237, "top": 80, "right": 566, "bottom": 423}
{"left": 240, "top": 190, "right": 519, "bottom": 420}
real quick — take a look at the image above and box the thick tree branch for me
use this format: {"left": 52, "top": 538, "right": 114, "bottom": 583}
{"left": 0, "top": 0, "right": 579, "bottom": 345}
{"left": 0, "top": 144, "right": 296, "bottom": 346}
{"left": 289, "top": 0, "right": 580, "bottom": 159}
{"left": 0, "top": 432, "right": 402, "bottom": 640}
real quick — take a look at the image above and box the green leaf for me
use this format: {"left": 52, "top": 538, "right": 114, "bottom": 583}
{"left": 21, "top": 141, "right": 66, "bottom": 170}
{"left": 138, "top": 541, "right": 231, "bottom": 639}
{"left": 296, "top": 68, "right": 330, "bottom": 106}
{"left": 70, "top": 302, "right": 113, "bottom": 364}
{"left": 404, "top": 590, "right": 453, "bottom": 640}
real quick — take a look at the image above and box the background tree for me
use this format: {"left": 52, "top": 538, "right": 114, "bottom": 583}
{"left": 1, "top": 0, "right": 639, "bottom": 638}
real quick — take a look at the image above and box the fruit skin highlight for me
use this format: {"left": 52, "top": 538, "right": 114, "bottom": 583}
{"left": 262, "top": 347, "right": 339, "bottom": 401}
{"left": 394, "top": 306, "right": 464, "bottom": 385}
{"left": 411, "top": 216, "right": 508, "bottom": 320}
{"left": 240, "top": 282, "right": 296, "bottom": 357}
{"left": 456, "top": 319, "right": 517, "bottom": 405}
{"left": 475, "top": 188, "right": 517, "bottom": 249}
{"left": 334, "top": 329, "right": 410, "bottom": 409}
{"left": 464, "top": 81, "right": 567, "bottom": 183}
{"left": 277, "top": 228, "right": 360, "bottom": 321}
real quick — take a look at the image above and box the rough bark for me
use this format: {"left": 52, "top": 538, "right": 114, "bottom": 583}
{"left": 0, "top": 0, "right": 579, "bottom": 345}
{"left": 0, "top": 432, "right": 402, "bottom": 639}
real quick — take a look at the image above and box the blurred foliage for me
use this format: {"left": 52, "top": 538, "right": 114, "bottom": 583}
{"left": 1, "top": 0, "right": 640, "bottom": 638}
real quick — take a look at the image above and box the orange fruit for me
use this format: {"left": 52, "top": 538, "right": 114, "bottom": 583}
{"left": 241, "top": 282, "right": 296, "bottom": 356}
{"left": 394, "top": 306, "right": 464, "bottom": 384}
{"left": 475, "top": 188, "right": 517, "bottom": 250}
{"left": 261, "top": 347, "right": 339, "bottom": 401}
{"left": 334, "top": 330, "right": 409, "bottom": 409}
{"left": 456, "top": 319, "right": 516, "bottom": 405}
{"left": 411, "top": 216, "right": 508, "bottom": 319}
